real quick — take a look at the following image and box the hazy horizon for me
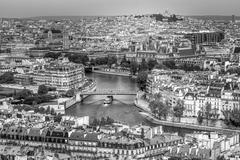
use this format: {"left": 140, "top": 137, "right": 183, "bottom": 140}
{"left": 0, "top": 0, "right": 240, "bottom": 18}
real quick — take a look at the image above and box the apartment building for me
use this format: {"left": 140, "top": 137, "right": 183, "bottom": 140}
{"left": 147, "top": 69, "right": 240, "bottom": 119}
{"left": 0, "top": 126, "right": 184, "bottom": 160}
{"left": 32, "top": 59, "right": 85, "bottom": 91}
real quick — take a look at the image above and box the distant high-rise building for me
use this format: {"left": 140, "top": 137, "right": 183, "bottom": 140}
{"left": 232, "top": 15, "right": 236, "bottom": 23}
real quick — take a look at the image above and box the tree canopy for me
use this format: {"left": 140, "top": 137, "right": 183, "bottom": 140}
{"left": 205, "top": 103, "right": 212, "bottom": 118}
{"left": 197, "top": 111, "right": 203, "bottom": 124}
{"left": 38, "top": 85, "right": 48, "bottom": 95}
{"left": 173, "top": 100, "right": 184, "bottom": 121}
{"left": 14, "top": 89, "right": 32, "bottom": 100}
{"left": 0, "top": 72, "right": 15, "bottom": 84}
{"left": 162, "top": 60, "right": 176, "bottom": 69}
{"left": 54, "top": 114, "right": 62, "bottom": 123}
{"left": 130, "top": 61, "right": 138, "bottom": 75}
{"left": 139, "top": 59, "right": 148, "bottom": 72}
{"left": 147, "top": 59, "right": 158, "bottom": 71}
{"left": 223, "top": 108, "right": 240, "bottom": 127}
{"left": 65, "top": 53, "right": 89, "bottom": 65}
{"left": 120, "top": 56, "right": 130, "bottom": 68}
{"left": 95, "top": 57, "right": 108, "bottom": 65}
{"left": 107, "top": 56, "right": 117, "bottom": 68}
{"left": 44, "top": 52, "right": 62, "bottom": 59}
{"left": 65, "top": 89, "right": 75, "bottom": 97}
{"left": 149, "top": 100, "right": 169, "bottom": 120}
{"left": 137, "top": 71, "right": 148, "bottom": 91}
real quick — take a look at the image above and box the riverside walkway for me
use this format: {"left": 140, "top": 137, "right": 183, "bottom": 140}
{"left": 142, "top": 112, "right": 240, "bottom": 134}
{"left": 135, "top": 99, "right": 240, "bottom": 134}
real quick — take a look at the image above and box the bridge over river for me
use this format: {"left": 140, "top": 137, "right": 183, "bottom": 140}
{"left": 65, "top": 89, "right": 137, "bottom": 109}
{"left": 79, "top": 89, "right": 137, "bottom": 96}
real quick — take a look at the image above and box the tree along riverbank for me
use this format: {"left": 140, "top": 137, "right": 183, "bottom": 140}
{"left": 134, "top": 95, "right": 240, "bottom": 132}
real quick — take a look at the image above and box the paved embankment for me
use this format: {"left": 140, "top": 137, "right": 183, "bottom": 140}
{"left": 134, "top": 98, "right": 240, "bottom": 134}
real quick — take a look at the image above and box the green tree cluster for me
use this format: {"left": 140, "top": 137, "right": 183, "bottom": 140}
{"left": 65, "top": 53, "right": 89, "bottom": 65}
{"left": 130, "top": 61, "right": 138, "bottom": 75}
{"left": 91, "top": 117, "right": 115, "bottom": 126}
{"left": 139, "top": 59, "right": 148, "bottom": 72}
{"left": 222, "top": 108, "right": 240, "bottom": 127}
{"left": 44, "top": 52, "right": 61, "bottom": 59}
{"left": 136, "top": 71, "right": 148, "bottom": 91}
{"left": 107, "top": 56, "right": 117, "bottom": 68}
{"left": 23, "top": 94, "right": 56, "bottom": 105}
{"left": 95, "top": 57, "right": 108, "bottom": 65}
{"left": 173, "top": 100, "right": 185, "bottom": 122}
{"left": 13, "top": 88, "right": 56, "bottom": 105}
{"left": 14, "top": 104, "right": 56, "bottom": 115}
{"left": 226, "top": 67, "right": 240, "bottom": 75}
{"left": 120, "top": 56, "right": 130, "bottom": 68}
{"left": 0, "top": 72, "right": 15, "bottom": 84}
{"left": 162, "top": 60, "right": 176, "bottom": 69}
{"left": 14, "top": 89, "right": 32, "bottom": 100}
{"left": 34, "top": 106, "right": 55, "bottom": 115}
{"left": 205, "top": 103, "right": 212, "bottom": 124}
{"left": 65, "top": 89, "right": 75, "bottom": 97}
{"left": 54, "top": 114, "right": 63, "bottom": 123}
{"left": 13, "top": 105, "right": 33, "bottom": 112}
{"left": 149, "top": 100, "right": 169, "bottom": 120}
{"left": 179, "top": 63, "right": 202, "bottom": 71}
{"left": 38, "top": 85, "right": 48, "bottom": 95}
{"left": 197, "top": 111, "right": 203, "bottom": 124}
{"left": 147, "top": 59, "right": 158, "bottom": 71}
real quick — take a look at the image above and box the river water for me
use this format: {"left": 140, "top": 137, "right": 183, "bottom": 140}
{"left": 66, "top": 73, "right": 152, "bottom": 126}
{"left": 65, "top": 73, "right": 232, "bottom": 136}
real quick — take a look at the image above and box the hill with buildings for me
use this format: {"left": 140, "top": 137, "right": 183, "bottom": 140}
{"left": 188, "top": 15, "right": 240, "bottom": 22}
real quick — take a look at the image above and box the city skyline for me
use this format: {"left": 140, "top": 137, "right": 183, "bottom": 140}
{"left": 0, "top": 0, "right": 240, "bottom": 18}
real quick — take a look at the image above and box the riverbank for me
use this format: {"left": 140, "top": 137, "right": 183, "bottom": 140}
{"left": 134, "top": 96, "right": 240, "bottom": 134}
{"left": 134, "top": 98, "right": 151, "bottom": 113}
{"left": 64, "top": 79, "right": 97, "bottom": 109}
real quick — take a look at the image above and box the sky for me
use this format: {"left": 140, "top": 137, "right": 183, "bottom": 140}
{"left": 0, "top": 0, "right": 240, "bottom": 18}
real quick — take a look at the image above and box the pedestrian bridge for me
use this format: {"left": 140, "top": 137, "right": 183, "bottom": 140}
{"left": 79, "top": 89, "right": 137, "bottom": 96}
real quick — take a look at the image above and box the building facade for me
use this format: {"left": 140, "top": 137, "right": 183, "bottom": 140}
{"left": 32, "top": 59, "right": 85, "bottom": 91}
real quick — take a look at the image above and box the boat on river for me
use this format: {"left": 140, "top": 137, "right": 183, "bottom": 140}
{"left": 104, "top": 96, "right": 113, "bottom": 105}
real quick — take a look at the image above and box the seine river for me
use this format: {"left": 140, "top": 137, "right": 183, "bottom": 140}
{"left": 65, "top": 73, "right": 152, "bottom": 126}
{"left": 65, "top": 73, "right": 230, "bottom": 136}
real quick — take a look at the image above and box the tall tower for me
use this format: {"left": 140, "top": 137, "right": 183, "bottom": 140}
{"left": 47, "top": 30, "right": 53, "bottom": 43}
{"left": 232, "top": 15, "right": 236, "bottom": 23}
{"left": 63, "top": 30, "right": 70, "bottom": 50}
